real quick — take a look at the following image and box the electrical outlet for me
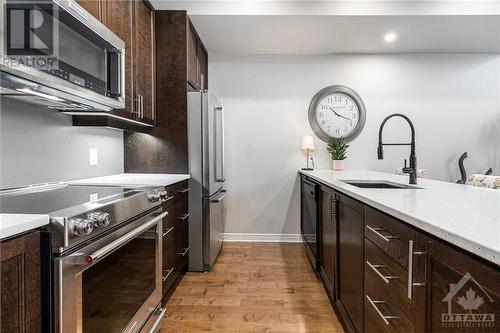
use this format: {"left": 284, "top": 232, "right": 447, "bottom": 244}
{"left": 89, "top": 148, "right": 98, "bottom": 166}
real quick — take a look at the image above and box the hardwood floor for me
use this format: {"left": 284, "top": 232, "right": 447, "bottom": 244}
{"left": 160, "top": 242, "right": 344, "bottom": 333}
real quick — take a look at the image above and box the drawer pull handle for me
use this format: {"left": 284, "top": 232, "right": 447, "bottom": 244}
{"left": 178, "top": 213, "right": 190, "bottom": 221}
{"left": 179, "top": 188, "right": 190, "bottom": 193}
{"left": 162, "top": 196, "right": 174, "bottom": 203}
{"left": 366, "top": 225, "right": 398, "bottom": 242}
{"left": 162, "top": 268, "right": 174, "bottom": 282}
{"left": 365, "top": 295, "right": 399, "bottom": 325}
{"left": 162, "top": 227, "right": 174, "bottom": 237}
{"left": 178, "top": 247, "right": 190, "bottom": 256}
{"left": 407, "top": 240, "right": 426, "bottom": 299}
{"left": 366, "top": 261, "right": 398, "bottom": 284}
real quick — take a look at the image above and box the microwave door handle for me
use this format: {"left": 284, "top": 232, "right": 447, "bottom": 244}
{"left": 80, "top": 210, "right": 167, "bottom": 265}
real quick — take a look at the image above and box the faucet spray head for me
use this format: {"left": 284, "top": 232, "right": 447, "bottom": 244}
{"left": 377, "top": 144, "right": 384, "bottom": 160}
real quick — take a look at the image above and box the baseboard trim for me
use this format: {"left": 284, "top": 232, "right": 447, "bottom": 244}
{"left": 222, "top": 233, "right": 302, "bottom": 243}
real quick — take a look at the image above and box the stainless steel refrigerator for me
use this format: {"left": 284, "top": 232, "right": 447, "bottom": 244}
{"left": 187, "top": 91, "right": 226, "bottom": 272}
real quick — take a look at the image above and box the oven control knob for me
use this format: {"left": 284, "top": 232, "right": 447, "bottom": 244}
{"left": 97, "top": 212, "right": 111, "bottom": 227}
{"left": 159, "top": 190, "right": 168, "bottom": 200}
{"left": 89, "top": 212, "right": 110, "bottom": 227}
{"left": 72, "top": 219, "right": 94, "bottom": 236}
{"left": 148, "top": 191, "right": 161, "bottom": 202}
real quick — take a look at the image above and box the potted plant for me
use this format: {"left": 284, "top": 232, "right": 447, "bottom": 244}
{"left": 327, "top": 137, "right": 349, "bottom": 170}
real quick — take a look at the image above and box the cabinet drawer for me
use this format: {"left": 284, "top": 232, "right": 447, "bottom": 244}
{"left": 174, "top": 180, "right": 189, "bottom": 202}
{"left": 364, "top": 287, "right": 415, "bottom": 333}
{"left": 365, "top": 239, "right": 414, "bottom": 317}
{"left": 365, "top": 206, "right": 413, "bottom": 269}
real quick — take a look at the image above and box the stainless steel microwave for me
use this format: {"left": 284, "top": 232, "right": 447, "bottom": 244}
{"left": 0, "top": 0, "right": 125, "bottom": 111}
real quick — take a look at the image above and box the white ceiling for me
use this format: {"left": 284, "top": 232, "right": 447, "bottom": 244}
{"left": 151, "top": 1, "right": 500, "bottom": 54}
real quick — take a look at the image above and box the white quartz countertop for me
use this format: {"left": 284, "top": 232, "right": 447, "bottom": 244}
{"left": 0, "top": 214, "right": 49, "bottom": 240}
{"left": 299, "top": 169, "right": 500, "bottom": 266}
{"left": 70, "top": 173, "right": 190, "bottom": 187}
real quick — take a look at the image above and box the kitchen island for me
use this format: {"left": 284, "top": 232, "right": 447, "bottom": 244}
{"left": 299, "top": 169, "right": 499, "bottom": 333}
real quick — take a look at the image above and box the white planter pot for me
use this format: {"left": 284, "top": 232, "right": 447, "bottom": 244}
{"left": 332, "top": 160, "right": 345, "bottom": 171}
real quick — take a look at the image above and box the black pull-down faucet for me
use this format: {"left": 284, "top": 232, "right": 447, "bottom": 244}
{"left": 377, "top": 114, "right": 417, "bottom": 185}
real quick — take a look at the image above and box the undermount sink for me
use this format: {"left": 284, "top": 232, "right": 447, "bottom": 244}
{"left": 341, "top": 180, "right": 421, "bottom": 189}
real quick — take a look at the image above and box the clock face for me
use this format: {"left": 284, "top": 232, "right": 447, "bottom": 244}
{"left": 315, "top": 93, "right": 360, "bottom": 138}
{"left": 308, "top": 85, "right": 366, "bottom": 143}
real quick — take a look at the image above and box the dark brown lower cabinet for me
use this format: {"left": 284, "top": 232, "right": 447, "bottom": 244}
{"left": 302, "top": 175, "right": 499, "bottom": 333}
{"left": 1, "top": 231, "right": 41, "bottom": 333}
{"left": 338, "top": 193, "right": 365, "bottom": 333}
{"left": 319, "top": 185, "right": 337, "bottom": 300}
{"left": 161, "top": 180, "right": 189, "bottom": 305}
{"left": 417, "top": 233, "right": 500, "bottom": 333}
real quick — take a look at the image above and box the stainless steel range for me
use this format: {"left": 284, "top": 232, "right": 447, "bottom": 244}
{"left": 0, "top": 182, "right": 171, "bottom": 333}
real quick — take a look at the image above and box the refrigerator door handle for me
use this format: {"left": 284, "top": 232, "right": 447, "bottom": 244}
{"left": 215, "top": 106, "right": 225, "bottom": 182}
{"left": 211, "top": 190, "right": 226, "bottom": 203}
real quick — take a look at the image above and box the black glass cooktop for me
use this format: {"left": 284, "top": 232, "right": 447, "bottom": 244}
{"left": 0, "top": 184, "right": 143, "bottom": 215}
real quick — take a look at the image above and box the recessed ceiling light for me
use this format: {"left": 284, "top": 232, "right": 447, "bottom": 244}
{"left": 384, "top": 32, "right": 398, "bottom": 43}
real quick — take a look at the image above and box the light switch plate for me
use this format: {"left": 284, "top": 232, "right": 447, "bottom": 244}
{"left": 89, "top": 148, "right": 98, "bottom": 166}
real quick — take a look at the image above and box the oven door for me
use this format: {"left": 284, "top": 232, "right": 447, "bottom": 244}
{"left": 54, "top": 208, "right": 165, "bottom": 333}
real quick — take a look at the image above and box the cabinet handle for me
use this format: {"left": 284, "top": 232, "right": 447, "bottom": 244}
{"left": 366, "top": 261, "right": 398, "bottom": 284}
{"left": 162, "top": 196, "right": 174, "bottom": 203}
{"left": 178, "top": 213, "right": 190, "bottom": 221}
{"left": 366, "top": 225, "right": 398, "bottom": 242}
{"left": 365, "top": 295, "right": 399, "bottom": 325}
{"left": 178, "top": 247, "right": 190, "bottom": 256}
{"left": 407, "top": 240, "right": 426, "bottom": 299}
{"left": 140, "top": 94, "right": 144, "bottom": 118}
{"left": 178, "top": 188, "right": 190, "bottom": 193}
{"left": 162, "top": 267, "right": 174, "bottom": 282}
{"left": 162, "top": 226, "right": 174, "bottom": 237}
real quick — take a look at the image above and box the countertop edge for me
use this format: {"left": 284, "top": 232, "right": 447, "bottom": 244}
{"left": 299, "top": 170, "right": 500, "bottom": 266}
{"left": 0, "top": 214, "right": 50, "bottom": 240}
{"left": 69, "top": 173, "right": 191, "bottom": 187}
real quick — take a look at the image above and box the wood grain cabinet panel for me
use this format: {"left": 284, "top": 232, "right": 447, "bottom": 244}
{"left": 319, "top": 185, "right": 337, "bottom": 301}
{"left": 338, "top": 193, "right": 365, "bottom": 333}
{"left": 0, "top": 232, "right": 41, "bottom": 333}
{"left": 103, "top": 0, "right": 134, "bottom": 117}
{"left": 75, "top": 0, "right": 102, "bottom": 21}
{"left": 416, "top": 233, "right": 500, "bottom": 333}
{"left": 134, "top": 0, "right": 155, "bottom": 123}
{"left": 186, "top": 21, "right": 199, "bottom": 89}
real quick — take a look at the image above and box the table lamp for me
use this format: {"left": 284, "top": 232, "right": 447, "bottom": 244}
{"left": 301, "top": 136, "right": 315, "bottom": 170}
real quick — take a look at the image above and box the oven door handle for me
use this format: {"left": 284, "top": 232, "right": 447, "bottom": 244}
{"left": 80, "top": 210, "right": 167, "bottom": 265}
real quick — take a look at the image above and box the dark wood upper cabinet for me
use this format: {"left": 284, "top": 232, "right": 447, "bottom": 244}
{"left": 73, "top": 0, "right": 155, "bottom": 131}
{"left": 187, "top": 22, "right": 199, "bottom": 90}
{"left": 319, "top": 185, "right": 337, "bottom": 301}
{"left": 338, "top": 193, "right": 364, "bottom": 333}
{"left": 134, "top": 0, "right": 155, "bottom": 123}
{"left": 187, "top": 20, "right": 208, "bottom": 91}
{"left": 75, "top": 0, "right": 103, "bottom": 21}
{"left": 1, "top": 232, "right": 41, "bottom": 333}
{"left": 198, "top": 42, "right": 208, "bottom": 90}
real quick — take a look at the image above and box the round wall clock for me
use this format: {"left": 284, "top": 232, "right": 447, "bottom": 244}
{"left": 308, "top": 85, "right": 366, "bottom": 143}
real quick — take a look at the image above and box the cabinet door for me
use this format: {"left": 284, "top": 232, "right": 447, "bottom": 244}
{"left": 338, "top": 194, "right": 364, "bottom": 333}
{"left": 187, "top": 21, "right": 199, "bottom": 90}
{"left": 320, "top": 186, "right": 337, "bottom": 300}
{"left": 103, "top": 0, "right": 134, "bottom": 117}
{"left": 75, "top": 0, "right": 102, "bottom": 21}
{"left": 134, "top": 0, "right": 155, "bottom": 123}
{"left": 198, "top": 42, "right": 208, "bottom": 90}
{"left": 417, "top": 233, "right": 500, "bottom": 333}
{"left": 1, "top": 232, "right": 41, "bottom": 333}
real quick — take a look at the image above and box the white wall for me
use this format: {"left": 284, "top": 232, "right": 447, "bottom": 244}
{"left": 0, "top": 98, "right": 124, "bottom": 188}
{"left": 209, "top": 54, "right": 500, "bottom": 235}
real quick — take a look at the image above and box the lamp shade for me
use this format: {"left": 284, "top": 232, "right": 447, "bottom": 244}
{"left": 301, "top": 136, "right": 315, "bottom": 150}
